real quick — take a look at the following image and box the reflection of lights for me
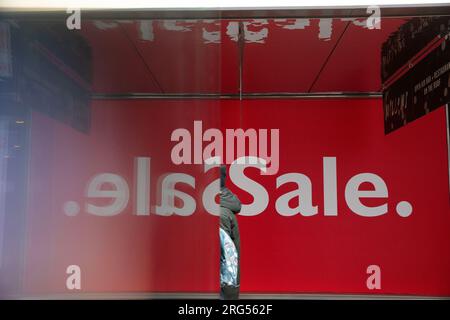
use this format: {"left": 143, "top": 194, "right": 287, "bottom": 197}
{"left": 15, "top": 120, "right": 25, "bottom": 124}
{"left": 4, "top": 155, "right": 9, "bottom": 159}
{"left": 13, "top": 145, "right": 20, "bottom": 149}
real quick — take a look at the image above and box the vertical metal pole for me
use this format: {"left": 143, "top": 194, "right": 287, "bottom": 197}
{"left": 238, "top": 21, "right": 244, "bottom": 127}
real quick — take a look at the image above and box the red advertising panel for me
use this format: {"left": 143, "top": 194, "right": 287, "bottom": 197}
{"left": 228, "top": 99, "right": 450, "bottom": 296}
{"left": 24, "top": 98, "right": 450, "bottom": 296}
{"left": 24, "top": 100, "right": 221, "bottom": 294}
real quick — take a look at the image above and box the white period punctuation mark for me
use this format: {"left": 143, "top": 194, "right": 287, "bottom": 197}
{"left": 63, "top": 201, "right": 80, "bottom": 216}
{"left": 66, "top": 265, "right": 81, "bottom": 290}
{"left": 396, "top": 201, "right": 413, "bottom": 217}
{"left": 366, "top": 265, "right": 381, "bottom": 290}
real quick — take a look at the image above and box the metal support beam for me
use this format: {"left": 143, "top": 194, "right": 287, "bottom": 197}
{"left": 92, "top": 92, "right": 382, "bottom": 100}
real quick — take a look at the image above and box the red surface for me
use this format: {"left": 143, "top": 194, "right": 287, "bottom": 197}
{"left": 311, "top": 18, "right": 408, "bottom": 92}
{"left": 242, "top": 19, "right": 347, "bottom": 93}
{"left": 119, "top": 20, "right": 223, "bottom": 94}
{"left": 81, "top": 20, "right": 238, "bottom": 94}
{"left": 229, "top": 99, "right": 450, "bottom": 295}
{"left": 24, "top": 100, "right": 221, "bottom": 293}
{"left": 24, "top": 98, "right": 450, "bottom": 296}
{"left": 80, "top": 18, "right": 407, "bottom": 94}
{"left": 80, "top": 22, "right": 162, "bottom": 93}
{"left": 22, "top": 13, "right": 450, "bottom": 297}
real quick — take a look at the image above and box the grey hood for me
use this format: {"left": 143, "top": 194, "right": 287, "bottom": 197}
{"left": 220, "top": 187, "right": 242, "bottom": 214}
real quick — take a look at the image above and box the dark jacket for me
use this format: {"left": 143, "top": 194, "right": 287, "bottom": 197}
{"left": 220, "top": 186, "right": 241, "bottom": 286}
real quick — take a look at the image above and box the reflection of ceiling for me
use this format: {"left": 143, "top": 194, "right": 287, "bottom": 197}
{"left": 80, "top": 18, "right": 408, "bottom": 94}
